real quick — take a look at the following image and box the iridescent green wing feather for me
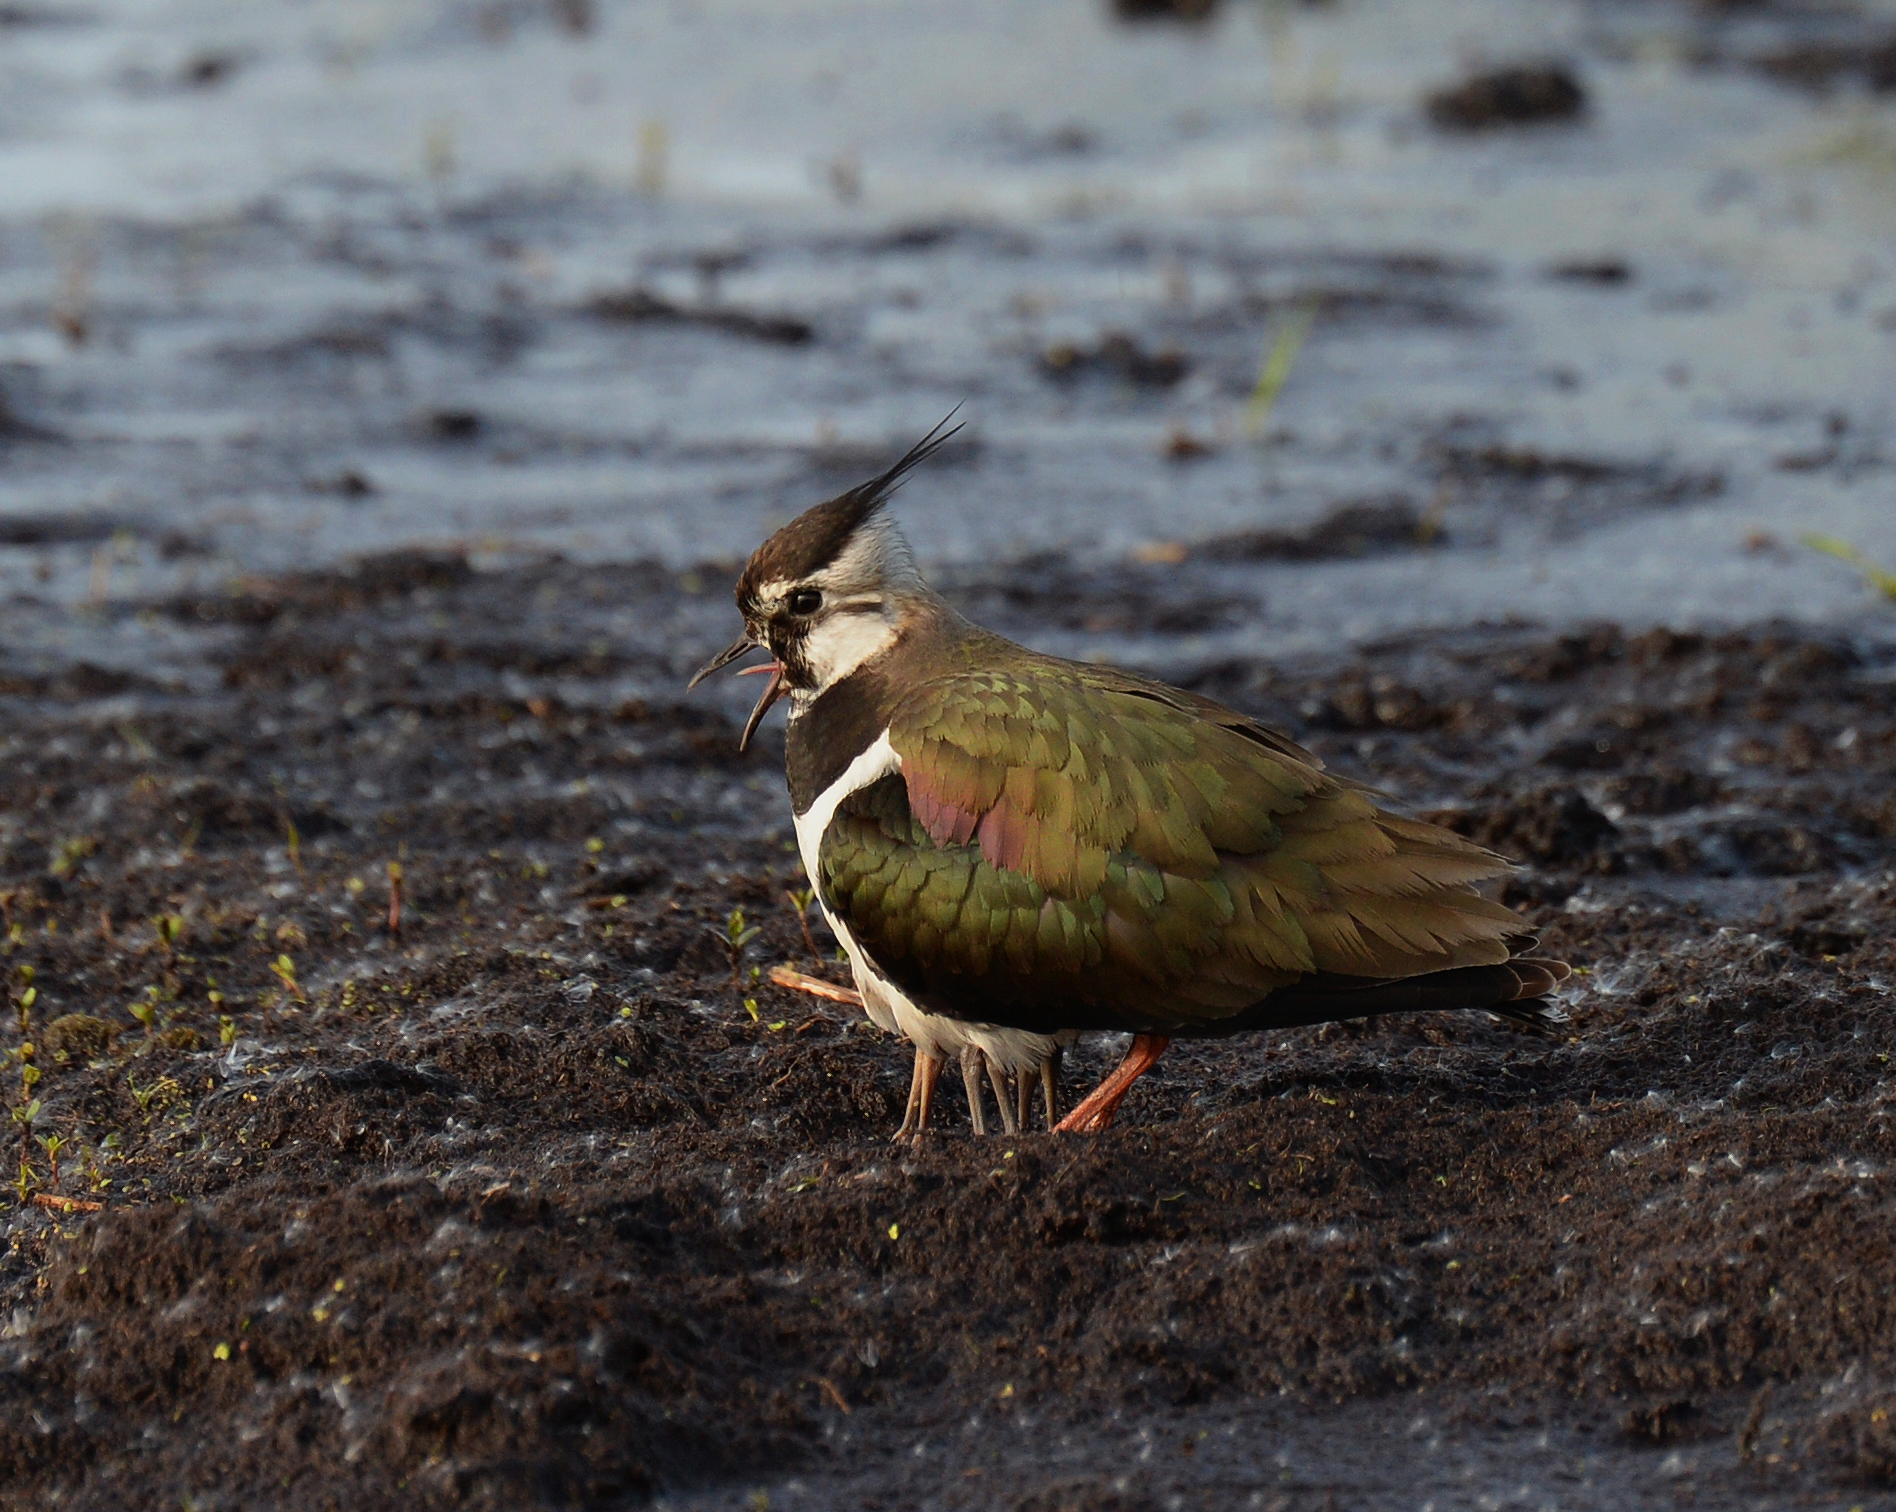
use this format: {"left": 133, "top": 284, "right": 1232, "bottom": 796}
{"left": 817, "top": 662, "right": 1524, "bottom": 1034}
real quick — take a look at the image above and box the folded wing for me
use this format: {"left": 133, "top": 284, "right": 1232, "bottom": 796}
{"left": 818, "top": 664, "right": 1542, "bottom": 1036}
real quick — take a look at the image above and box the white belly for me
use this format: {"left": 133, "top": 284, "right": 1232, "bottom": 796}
{"left": 791, "top": 729, "right": 1059, "bottom": 1068}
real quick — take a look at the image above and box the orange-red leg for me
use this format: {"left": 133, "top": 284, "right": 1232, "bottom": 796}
{"left": 1053, "top": 1034, "right": 1170, "bottom": 1133}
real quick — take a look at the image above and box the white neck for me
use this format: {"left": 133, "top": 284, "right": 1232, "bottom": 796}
{"left": 792, "top": 608, "right": 901, "bottom": 707}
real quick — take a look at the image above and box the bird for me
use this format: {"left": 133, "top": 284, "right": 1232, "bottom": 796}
{"left": 690, "top": 417, "right": 1569, "bottom": 1137}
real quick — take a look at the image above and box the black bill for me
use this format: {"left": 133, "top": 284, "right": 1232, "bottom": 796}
{"left": 686, "top": 634, "right": 785, "bottom": 751}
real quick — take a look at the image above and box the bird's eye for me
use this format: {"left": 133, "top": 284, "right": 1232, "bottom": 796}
{"left": 788, "top": 588, "right": 823, "bottom": 616}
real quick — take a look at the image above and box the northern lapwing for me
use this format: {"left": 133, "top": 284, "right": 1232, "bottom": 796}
{"left": 691, "top": 418, "right": 1568, "bottom": 1136}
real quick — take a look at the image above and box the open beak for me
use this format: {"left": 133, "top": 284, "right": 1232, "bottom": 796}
{"left": 686, "top": 634, "right": 786, "bottom": 752}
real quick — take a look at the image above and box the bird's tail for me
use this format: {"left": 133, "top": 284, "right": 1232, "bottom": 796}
{"left": 1236, "top": 949, "right": 1572, "bottom": 1035}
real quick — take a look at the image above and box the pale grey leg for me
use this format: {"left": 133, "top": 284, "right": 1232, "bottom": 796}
{"left": 959, "top": 1046, "right": 988, "bottom": 1137}
{"left": 985, "top": 1055, "right": 1020, "bottom": 1135}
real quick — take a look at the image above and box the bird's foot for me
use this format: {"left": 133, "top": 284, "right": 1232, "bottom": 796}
{"left": 1053, "top": 1034, "right": 1169, "bottom": 1134}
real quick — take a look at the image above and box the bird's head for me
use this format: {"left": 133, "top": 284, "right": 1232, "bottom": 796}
{"left": 687, "top": 414, "right": 961, "bottom": 749}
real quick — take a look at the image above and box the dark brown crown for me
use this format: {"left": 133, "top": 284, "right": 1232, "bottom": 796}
{"left": 735, "top": 412, "right": 962, "bottom": 615}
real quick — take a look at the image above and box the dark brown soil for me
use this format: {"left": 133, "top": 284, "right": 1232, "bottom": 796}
{"left": 2, "top": 553, "right": 1896, "bottom": 1510}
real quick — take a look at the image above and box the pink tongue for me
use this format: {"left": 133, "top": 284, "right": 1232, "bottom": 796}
{"left": 735, "top": 661, "right": 781, "bottom": 677}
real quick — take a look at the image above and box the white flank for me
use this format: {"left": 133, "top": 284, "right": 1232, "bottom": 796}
{"left": 791, "top": 729, "right": 901, "bottom": 885}
{"left": 792, "top": 730, "right": 903, "bottom": 1035}
{"left": 790, "top": 727, "right": 1062, "bottom": 1070}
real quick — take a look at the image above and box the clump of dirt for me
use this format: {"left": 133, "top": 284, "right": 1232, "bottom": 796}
{"left": 1754, "top": 31, "right": 1896, "bottom": 95}
{"left": 586, "top": 288, "right": 815, "bottom": 346}
{"left": 1109, "top": 0, "right": 1219, "bottom": 24}
{"left": 1424, "top": 62, "right": 1587, "bottom": 130}
{"left": 1039, "top": 332, "right": 1189, "bottom": 388}
{"left": 1197, "top": 497, "right": 1432, "bottom": 562}
{"left": 0, "top": 554, "right": 1894, "bottom": 1509}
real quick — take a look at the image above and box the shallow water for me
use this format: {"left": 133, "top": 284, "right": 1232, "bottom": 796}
{"left": 3, "top": 0, "right": 1896, "bottom": 674}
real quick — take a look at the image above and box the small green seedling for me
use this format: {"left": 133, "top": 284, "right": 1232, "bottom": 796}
{"left": 1803, "top": 533, "right": 1896, "bottom": 602}
{"left": 36, "top": 1132, "right": 64, "bottom": 1191}
{"left": 153, "top": 913, "right": 183, "bottom": 961}
{"left": 386, "top": 861, "right": 404, "bottom": 937}
{"left": 49, "top": 836, "right": 95, "bottom": 879}
{"left": 219, "top": 1015, "right": 238, "bottom": 1048}
{"left": 784, "top": 887, "right": 822, "bottom": 964}
{"left": 270, "top": 955, "right": 306, "bottom": 1003}
{"left": 1244, "top": 296, "right": 1319, "bottom": 440}
{"left": 12, "top": 965, "right": 35, "bottom": 1036}
{"left": 708, "top": 908, "right": 764, "bottom": 991}
{"left": 11, "top": 1093, "right": 40, "bottom": 1182}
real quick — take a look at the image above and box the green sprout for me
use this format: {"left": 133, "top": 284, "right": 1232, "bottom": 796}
{"left": 13, "top": 965, "right": 35, "bottom": 1037}
{"left": 9, "top": 963, "right": 42, "bottom": 1192}
{"left": 784, "top": 887, "right": 823, "bottom": 964}
{"left": 708, "top": 907, "right": 763, "bottom": 992}
{"left": 219, "top": 1015, "right": 237, "bottom": 1048}
{"left": 49, "top": 836, "right": 96, "bottom": 879}
{"left": 270, "top": 954, "right": 306, "bottom": 1003}
{"left": 128, "top": 985, "right": 159, "bottom": 1038}
{"left": 80, "top": 1141, "right": 113, "bottom": 1194}
{"left": 35, "top": 1132, "right": 64, "bottom": 1192}
{"left": 11, "top": 1088, "right": 40, "bottom": 1191}
{"left": 1244, "top": 296, "right": 1318, "bottom": 440}
{"left": 1803, "top": 534, "right": 1896, "bottom": 602}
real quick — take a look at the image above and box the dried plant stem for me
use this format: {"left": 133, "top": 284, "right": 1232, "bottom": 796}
{"left": 768, "top": 965, "right": 863, "bottom": 1008}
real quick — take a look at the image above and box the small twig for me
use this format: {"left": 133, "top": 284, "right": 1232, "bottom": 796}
{"left": 768, "top": 965, "right": 862, "bottom": 1007}
{"left": 98, "top": 908, "right": 113, "bottom": 945}
{"left": 1736, "top": 1383, "right": 1772, "bottom": 1459}
{"left": 813, "top": 1377, "right": 852, "bottom": 1414}
{"left": 31, "top": 1192, "right": 100, "bottom": 1213}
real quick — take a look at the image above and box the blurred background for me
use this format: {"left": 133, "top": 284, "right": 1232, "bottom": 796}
{"left": 3, "top": 0, "right": 1895, "bottom": 674}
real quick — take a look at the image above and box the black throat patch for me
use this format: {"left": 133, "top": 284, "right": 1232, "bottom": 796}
{"left": 785, "top": 662, "right": 900, "bottom": 814}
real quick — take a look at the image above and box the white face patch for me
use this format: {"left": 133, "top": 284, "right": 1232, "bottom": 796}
{"left": 752, "top": 514, "right": 922, "bottom": 698}
{"left": 798, "top": 608, "right": 899, "bottom": 694}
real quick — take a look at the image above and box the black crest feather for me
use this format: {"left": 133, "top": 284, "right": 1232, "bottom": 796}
{"left": 736, "top": 409, "right": 963, "bottom": 610}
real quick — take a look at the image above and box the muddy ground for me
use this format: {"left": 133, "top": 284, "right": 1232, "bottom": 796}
{"left": 0, "top": 550, "right": 1891, "bottom": 1510}
{"left": 5, "top": 1, "right": 1896, "bottom": 1504}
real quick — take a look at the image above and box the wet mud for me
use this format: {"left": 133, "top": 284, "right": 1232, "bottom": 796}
{"left": 4, "top": 0, "right": 1896, "bottom": 1505}
{"left": 0, "top": 552, "right": 1893, "bottom": 1510}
